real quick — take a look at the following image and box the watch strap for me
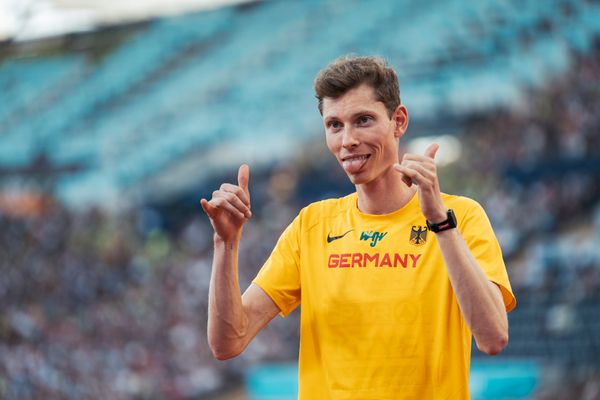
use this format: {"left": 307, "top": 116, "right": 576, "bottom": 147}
{"left": 426, "top": 209, "right": 457, "bottom": 233}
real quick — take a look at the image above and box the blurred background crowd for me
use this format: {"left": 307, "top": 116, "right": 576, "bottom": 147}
{"left": 1, "top": 0, "right": 600, "bottom": 399}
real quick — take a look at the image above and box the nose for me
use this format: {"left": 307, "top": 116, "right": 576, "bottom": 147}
{"left": 342, "top": 126, "right": 360, "bottom": 149}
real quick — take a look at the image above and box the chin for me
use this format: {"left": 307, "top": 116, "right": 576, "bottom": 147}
{"left": 345, "top": 172, "right": 369, "bottom": 186}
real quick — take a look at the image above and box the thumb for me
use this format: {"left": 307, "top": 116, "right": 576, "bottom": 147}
{"left": 424, "top": 143, "right": 439, "bottom": 159}
{"left": 238, "top": 164, "right": 250, "bottom": 193}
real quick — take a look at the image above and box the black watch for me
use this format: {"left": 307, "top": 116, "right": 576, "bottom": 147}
{"left": 426, "top": 209, "right": 457, "bottom": 233}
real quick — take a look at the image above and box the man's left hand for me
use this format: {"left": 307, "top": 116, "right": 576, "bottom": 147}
{"left": 393, "top": 143, "right": 448, "bottom": 223}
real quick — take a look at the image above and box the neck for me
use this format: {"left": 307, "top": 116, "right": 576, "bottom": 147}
{"left": 356, "top": 166, "right": 416, "bottom": 215}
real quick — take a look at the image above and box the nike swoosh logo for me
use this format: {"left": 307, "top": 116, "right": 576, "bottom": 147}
{"left": 327, "top": 229, "right": 353, "bottom": 243}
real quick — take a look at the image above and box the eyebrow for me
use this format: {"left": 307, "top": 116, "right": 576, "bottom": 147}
{"left": 324, "top": 110, "right": 375, "bottom": 123}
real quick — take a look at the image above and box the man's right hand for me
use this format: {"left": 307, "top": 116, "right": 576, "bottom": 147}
{"left": 201, "top": 164, "right": 252, "bottom": 242}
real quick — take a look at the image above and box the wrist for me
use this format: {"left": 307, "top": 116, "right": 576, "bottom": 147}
{"left": 426, "top": 209, "right": 457, "bottom": 233}
{"left": 433, "top": 226, "right": 458, "bottom": 238}
{"left": 427, "top": 208, "right": 449, "bottom": 224}
{"left": 213, "top": 233, "right": 242, "bottom": 247}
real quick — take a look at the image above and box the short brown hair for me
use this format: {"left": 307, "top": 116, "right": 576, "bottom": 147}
{"left": 314, "top": 55, "right": 401, "bottom": 117}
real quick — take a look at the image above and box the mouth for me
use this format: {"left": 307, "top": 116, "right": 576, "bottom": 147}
{"left": 341, "top": 154, "right": 371, "bottom": 174}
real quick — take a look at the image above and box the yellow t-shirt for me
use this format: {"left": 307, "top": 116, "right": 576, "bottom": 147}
{"left": 253, "top": 192, "right": 516, "bottom": 400}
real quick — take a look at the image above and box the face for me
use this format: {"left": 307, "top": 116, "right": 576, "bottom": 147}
{"left": 322, "top": 84, "right": 408, "bottom": 186}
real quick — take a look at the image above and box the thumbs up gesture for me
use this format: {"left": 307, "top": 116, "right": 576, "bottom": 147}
{"left": 201, "top": 164, "right": 252, "bottom": 242}
{"left": 393, "top": 144, "right": 448, "bottom": 223}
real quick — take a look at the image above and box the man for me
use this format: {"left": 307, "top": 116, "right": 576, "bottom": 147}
{"left": 201, "top": 56, "right": 516, "bottom": 399}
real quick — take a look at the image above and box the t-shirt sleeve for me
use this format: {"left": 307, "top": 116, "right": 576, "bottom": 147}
{"left": 459, "top": 199, "right": 517, "bottom": 313}
{"left": 252, "top": 213, "right": 302, "bottom": 317}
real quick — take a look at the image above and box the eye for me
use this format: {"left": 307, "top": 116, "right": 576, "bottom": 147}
{"left": 357, "top": 115, "right": 372, "bottom": 125}
{"left": 327, "top": 120, "right": 342, "bottom": 130}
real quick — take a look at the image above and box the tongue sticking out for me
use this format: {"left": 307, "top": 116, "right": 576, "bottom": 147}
{"left": 342, "top": 156, "right": 369, "bottom": 174}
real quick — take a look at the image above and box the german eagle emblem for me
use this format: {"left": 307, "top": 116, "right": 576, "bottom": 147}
{"left": 410, "top": 225, "right": 428, "bottom": 246}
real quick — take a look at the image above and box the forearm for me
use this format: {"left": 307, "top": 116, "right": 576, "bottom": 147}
{"left": 207, "top": 235, "right": 248, "bottom": 359}
{"left": 435, "top": 228, "right": 508, "bottom": 355}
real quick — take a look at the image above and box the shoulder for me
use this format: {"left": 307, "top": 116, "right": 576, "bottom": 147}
{"left": 441, "top": 193, "right": 484, "bottom": 212}
{"left": 440, "top": 193, "right": 493, "bottom": 231}
{"left": 297, "top": 192, "right": 356, "bottom": 231}
{"left": 440, "top": 193, "right": 488, "bottom": 222}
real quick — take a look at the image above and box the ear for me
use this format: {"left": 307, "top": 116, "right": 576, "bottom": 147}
{"left": 392, "top": 105, "right": 409, "bottom": 139}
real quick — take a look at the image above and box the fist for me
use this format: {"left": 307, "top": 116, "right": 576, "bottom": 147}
{"left": 201, "top": 164, "right": 252, "bottom": 242}
{"left": 394, "top": 143, "right": 447, "bottom": 222}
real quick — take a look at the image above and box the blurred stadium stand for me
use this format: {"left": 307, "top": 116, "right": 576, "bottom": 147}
{"left": 2, "top": 0, "right": 599, "bottom": 204}
{"left": 1, "top": 0, "right": 600, "bottom": 399}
